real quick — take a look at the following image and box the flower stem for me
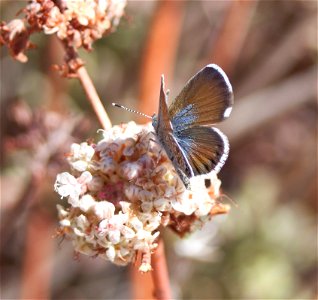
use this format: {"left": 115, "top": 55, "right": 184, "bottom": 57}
{"left": 151, "top": 239, "right": 172, "bottom": 300}
{"left": 60, "top": 40, "right": 112, "bottom": 130}
{"left": 76, "top": 66, "right": 112, "bottom": 130}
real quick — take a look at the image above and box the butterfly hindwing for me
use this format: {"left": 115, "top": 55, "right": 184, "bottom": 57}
{"left": 174, "top": 126, "right": 229, "bottom": 176}
{"left": 169, "top": 64, "right": 233, "bottom": 131}
{"left": 158, "top": 132, "right": 193, "bottom": 189}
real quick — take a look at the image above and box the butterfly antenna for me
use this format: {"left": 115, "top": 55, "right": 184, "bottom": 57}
{"left": 112, "top": 103, "right": 152, "bottom": 119}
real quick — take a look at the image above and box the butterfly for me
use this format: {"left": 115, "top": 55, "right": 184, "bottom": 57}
{"left": 151, "top": 64, "right": 233, "bottom": 189}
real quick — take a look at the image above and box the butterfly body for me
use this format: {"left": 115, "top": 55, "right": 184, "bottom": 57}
{"left": 152, "top": 64, "right": 233, "bottom": 189}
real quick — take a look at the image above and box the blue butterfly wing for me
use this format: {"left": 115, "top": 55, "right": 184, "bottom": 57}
{"left": 154, "top": 65, "right": 232, "bottom": 187}
{"left": 169, "top": 64, "right": 233, "bottom": 131}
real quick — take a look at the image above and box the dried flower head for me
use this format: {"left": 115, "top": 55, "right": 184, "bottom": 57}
{"left": 1, "top": 0, "right": 127, "bottom": 64}
{"left": 0, "top": 19, "right": 31, "bottom": 62}
{"left": 55, "top": 122, "right": 230, "bottom": 271}
{"left": 25, "top": 0, "right": 127, "bottom": 50}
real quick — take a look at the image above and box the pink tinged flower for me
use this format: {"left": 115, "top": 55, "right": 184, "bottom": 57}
{"left": 139, "top": 190, "right": 154, "bottom": 202}
{"left": 1, "top": 19, "right": 30, "bottom": 62}
{"left": 42, "top": 7, "right": 64, "bottom": 35}
{"left": 54, "top": 171, "right": 93, "bottom": 207}
{"left": 73, "top": 214, "right": 89, "bottom": 237}
{"left": 119, "top": 201, "right": 131, "bottom": 214}
{"left": 93, "top": 201, "right": 115, "bottom": 220}
{"left": 121, "top": 226, "right": 135, "bottom": 239}
{"left": 77, "top": 171, "right": 93, "bottom": 185}
{"left": 130, "top": 217, "right": 143, "bottom": 232}
{"left": 134, "top": 230, "right": 160, "bottom": 251}
{"left": 69, "top": 142, "right": 95, "bottom": 172}
{"left": 119, "top": 161, "right": 142, "bottom": 180}
{"left": 65, "top": 0, "right": 97, "bottom": 26}
{"left": 56, "top": 204, "right": 68, "bottom": 218}
{"left": 108, "top": 228, "right": 121, "bottom": 244}
{"left": 99, "top": 156, "right": 117, "bottom": 173}
{"left": 98, "top": 213, "right": 128, "bottom": 244}
{"left": 119, "top": 247, "right": 131, "bottom": 259}
{"left": 154, "top": 198, "right": 171, "bottom": 212}
{"left": 141, "top": 201, "right": 153, "bottom": 213}
{"left": 143, "top": 213, "right": 162, "bottom": 232}
{"left": 124, "top": 185, "right": 142, "bottom": 202}
{"left": 87, "top": 176, "right": 104, "bottom": 192}
{"left": 97, "top": 182, "right": 124, "bottom": 203}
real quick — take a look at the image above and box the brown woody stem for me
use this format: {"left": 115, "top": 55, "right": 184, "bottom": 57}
{"left": 61, "top": 41, "right": 112, "bottom": 130}
{"left": 76, "top": 66, "right": 112, "bottom": 130}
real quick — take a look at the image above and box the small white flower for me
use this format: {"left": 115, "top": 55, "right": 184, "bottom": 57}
{"left": 130, "top": 217, "right": 143, "bottom": 232}
{"left": 56, "top": 204, "right": 68, "bottom": 218}
{"left": 73, "top": 214, "right": 89, "bottom": 237}
{"left": 141, "top": 201, "right": 153, "bottom": 213}
{"left": 171, "top": 195, "right": 196, "bottom": 215}
{"left": 79, "top": 194, "right": 96, "bottom": 212}
{"left": 69, "top": 142, "right": 95, "bottom": 172}
{"left": 77, "top": 171, "right": 93, "bottom": 185}
{"left": 119, "top": 201, "right": 131, "bottom": 213}
{"left": 60, "top": 219, "right": 71, "bottom": 227}
{"left": 54, "top": 171, "right": 92, "bottom": 208}
{"left": 120, "top": 161, "right": 141, "bottom": 180}
{"left": 98, "top": 0, "right": 108, "bottom": 12}
{"left": 121, "top": 226, "right": 135, "bottom": 239}
{"left": 154, "top": 198, "right": 171, "bottom": 211}
{"left": 54, "top": 172, "right": 82, "bottom": 200}
{"left": 94, "top": 201, "right": 115, "bottom": 220}
{"left": 195, "top": 196, "right": 214, "bottom": 217}
{"left": 134, "top": 230, "right": 159, "bottom": 252}
{"left": 106, "top": 245, "right": 116, "bottom": 261}
{"left": 108, "top": 229, "right": 121, "bottom": 244}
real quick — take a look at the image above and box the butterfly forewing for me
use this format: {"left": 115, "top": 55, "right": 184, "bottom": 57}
{"left": 169, "top": 64, "right": 233, "bottom": 130}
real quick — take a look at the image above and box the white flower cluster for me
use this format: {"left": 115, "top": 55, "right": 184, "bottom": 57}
{"left": 25, "top": 0, "right": 127, "bottom": 50}
{"left": 54, "top": 122, "right": 225, "bottom": 271}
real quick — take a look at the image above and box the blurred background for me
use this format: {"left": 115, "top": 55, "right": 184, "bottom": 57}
{"left": 1, "top": 1, "right": 317, "bottom": 299}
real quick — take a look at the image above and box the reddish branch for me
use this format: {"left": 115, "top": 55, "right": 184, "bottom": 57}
{"left": 138, "top": 0, "right": 185, "bottom": 122}
{"left": 209, "top": 0, "right": 258, "bottom": 76}
{"left": 76, "top": 66, "right": 112, "bottom": 130}
{"left": 61, "top": 42, "right": 112, "bottom": 130}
